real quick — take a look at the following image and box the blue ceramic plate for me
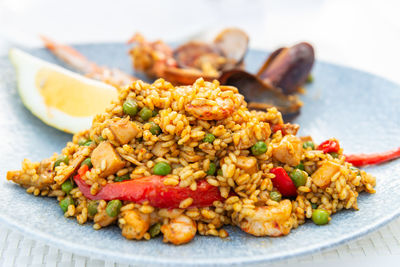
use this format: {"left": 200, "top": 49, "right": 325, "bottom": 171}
{"left": 0, "top": 43, "right": 400, "bottom": 266}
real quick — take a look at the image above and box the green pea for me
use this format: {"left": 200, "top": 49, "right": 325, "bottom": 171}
{"left": 81, "top": 158, "right": 93, "bottom": 168}
{"left": 206, "top": 162, "right": 217, "bottom": 176}
{"left": 289, "top": 169, "right": 307, "bottom": 187}
{"left": 114, "top": 174, "right": 130, "bottom": 182}
{"left": 153, "top": 162, "right": 172, "bottom": 176}
{"left": 97, "top": 136, "right": 106, "bottom": 142}
{"left": 54, "top": 155, "right": 69, "bottom": 168}
{"left": 330, "top": 152, "right": 339, "bottom": 158}
{"left": 83, "top": 140, "right": 93, "bottom": 146}
{"left": 106, "top": 200, "right": 122, "bottom": 217}
{"left": 203, "top": 133, "right": 216, "bottom": 143}
{"left": 217, "top": 169, "right": 223, "bottom": 176}
{"left": 149, "top": 223, "right": 161, "bottom": 238}
{"left": 311, "top": 203, "right": 318, "bottom": 209}
{"left": 139, "top": 107, "right": 153, "bottom": 121}
{"left": 295, "top": 162, "right": 305, "bottom": 171}
{"left": 61, "top": 179, "right": 74, "bottom": 194}
{"left": 251, "top": 141, "right": 267, "bottom": 156}
{"left": 88, "top": 200, "right": 99, "bottom": 216}
{"left": 312, "top": 209, "right": 330, "bottom": 225}
{"left": 59, "top": 195, "right": 74, "bottom": 213}
{"left": 123, "top": 99, "right": 139, "bottom": 117}
{"left": 303, "top": 141, "right": 315, "bottom": 150}
{"left": 306, "top": 74, "right": 313, "bottom": 83}
{"left": 78, "top": 138, "right": 89, "bottom": 146}
{"left": 270, "top": 191, "right": 282, "bottom": 202}
{"left": 152, "top": 109, "right": 158, "bottom": 117}
{"left": 149, "top": 122, "right": 162, "bottom": 135}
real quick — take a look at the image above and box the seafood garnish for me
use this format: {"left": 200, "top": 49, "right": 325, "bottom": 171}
{"left": 128, "top": 28, "right": 249, "bottom": 85}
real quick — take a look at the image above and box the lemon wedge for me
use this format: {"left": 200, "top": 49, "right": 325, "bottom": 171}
{"left": 9, "top": 48, "right": 117, "bottom": 134}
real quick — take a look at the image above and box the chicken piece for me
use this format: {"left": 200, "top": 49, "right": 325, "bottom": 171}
{"left": 120, "top": 210, "right": 150, "bottom": 240}
{"left": 311, "top": 161, "right": 341, "bottom": 188}
{"left": 109, "top": 119, "right": 140, "bottom": 145}
{"left": 236, "top": 156, "right": 258, "bottom": 174}
{"left": 272, "top": 135, "right": 302, "bottom": 166}
{"left": 91, "top": 142, "right": 125, "bottom": 177}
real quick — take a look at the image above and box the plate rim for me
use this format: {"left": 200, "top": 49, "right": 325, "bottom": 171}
{"left": 0, "top": 195, "right": 399, "bottom": 266}
{"left": 1, "top": 42, "right": 400, "bottom": 266}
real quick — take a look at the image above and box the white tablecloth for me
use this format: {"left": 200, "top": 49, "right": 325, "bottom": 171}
{"left": 1, "top": 0, "right": 400, "bottom": 266}
{"left": 1, "top": 220, "right": 400, "bottom": 267}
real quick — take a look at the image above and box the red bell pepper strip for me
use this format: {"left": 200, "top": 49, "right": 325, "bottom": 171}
{"left": 317, "top": 139, "right": 340, "bottom": 153}
{"left": 270, "top": 167, "right": 297, "bottom": 197}
{"left": 345, "top": 147, "right": 400, "bottom": 167}
{"left": 74, "top": 173, "right": 224, "bottom": 209}
{"left": 77, "top": 164, "right": 89, "bottom": 177}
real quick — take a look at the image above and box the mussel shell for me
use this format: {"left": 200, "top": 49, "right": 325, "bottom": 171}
{"left": 258, "top": 42, "right": 314, "bottom": 95}
{"left": 219, "top": 70, "right": 302, "bottom": 120}
{"left": 214, "top": 28, "right": 249, "bottom": 70}
{"left": 256, "top": 48, "right": 284, "bottom": 77}
{"left": 173, "top": 41, "right": 220, "bottom": 69}
{"left": 163, "top": 67, "right": 217, "bottom": 85}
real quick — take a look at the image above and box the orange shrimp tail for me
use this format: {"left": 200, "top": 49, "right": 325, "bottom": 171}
{"left": 39, "top": 35, "right": 101, "bottom": 74}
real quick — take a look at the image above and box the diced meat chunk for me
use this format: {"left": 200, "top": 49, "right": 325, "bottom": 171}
{"left": 272, "top": 135, "right": 302, "bottom": 166}
{"left": 236, "top": 156, "right": 258, "bottom": 174}
{"left": 91, "top": 142, "right": 125, "bottom": 177}
{"left": 109, "top": 119, "right": 140, "bottom": 145}
{"left": 311, "top": 161, "right": 340, "bottom": 188}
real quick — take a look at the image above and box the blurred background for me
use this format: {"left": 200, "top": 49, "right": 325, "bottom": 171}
{"left": 1, "top": 0, "right": 400, "bottom": 266}
{"left": 1, "top": 0, "right": 400, "bottom": 83}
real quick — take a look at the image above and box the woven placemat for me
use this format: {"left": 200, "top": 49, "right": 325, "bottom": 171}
{"left": 1, "top": 217, "right": 399, "bottom": 267}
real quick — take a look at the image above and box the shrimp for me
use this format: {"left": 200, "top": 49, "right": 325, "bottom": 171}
{"left": 239, "top": 199, "right": 293, "bottom": 237}
{"left": 161, "top": 215, "right": 197, "bottom": 245}
{"left": 40, "top": 36, "right": 137, "bottom": 87}
{"left": 94, "top": 209, "right": 117, "bottom": 227}
{"left": 120, "top": 209, "right": 150, "bottom": 240}
{"left": 128, "top": 33, "right": 177, "bottom": 78}
{"left": 185, "top": 97, "right": 235, "bottom": 120}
